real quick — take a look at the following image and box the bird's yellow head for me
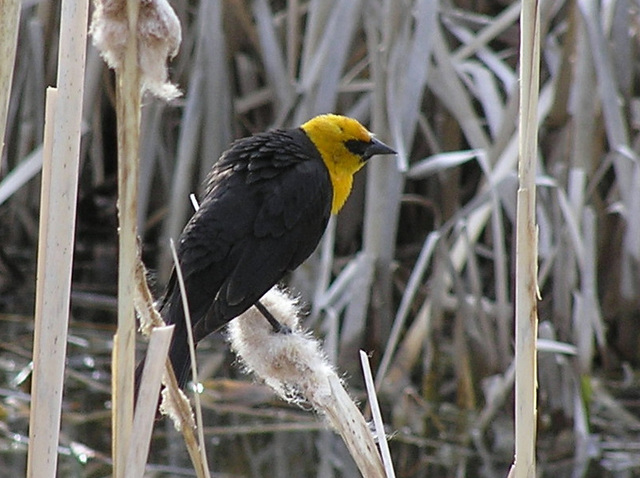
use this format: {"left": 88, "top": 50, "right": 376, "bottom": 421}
{"left": 301, "top": 114, "right": 395, "bottom": 213}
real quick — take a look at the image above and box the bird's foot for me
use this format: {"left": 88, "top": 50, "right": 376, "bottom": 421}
{"left": 254, "top": 300, "right": 292, "bottom": 334}
{"left": 270, "top": 320, "right": 292, "bottom": 335}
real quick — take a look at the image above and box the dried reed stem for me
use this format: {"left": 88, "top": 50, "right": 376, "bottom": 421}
{"left": 125, "top": 325, "right": 174, "bottom": 476}
{"left": 134, "top": 222, "right": 207, "bottom": 476}
{"left": 511, "top": 1, "right": 541, "bottom": 477}
{"left": 168, "top": 238, "right": 211, "bottom": 477}
{"left": 112, "top": 1, "right": 141, "bottom": 475}
{"left": 26, "top": 1, "right": 89, "bottom": 476}
{"left": 360, "top": 351, "right": 395, "bottom": 478}
{"left": 0, "top": 0, "right": 20, "bottom": 159}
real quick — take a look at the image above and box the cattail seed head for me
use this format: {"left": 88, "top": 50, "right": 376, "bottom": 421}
{"left": 90, "top": 0, "right": 182, "bottom": 100}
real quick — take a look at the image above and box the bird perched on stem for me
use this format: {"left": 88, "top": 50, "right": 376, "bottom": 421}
{"left": 137, "top": 114, "right": 395, "bottom": 394}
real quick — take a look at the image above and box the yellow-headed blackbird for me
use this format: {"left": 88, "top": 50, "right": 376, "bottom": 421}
{"left": 139, "top": 114, "right": 395, "bottom": 391}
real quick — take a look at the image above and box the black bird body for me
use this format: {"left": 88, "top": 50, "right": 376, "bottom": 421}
{"left": 162, "top": 128, "right": 332, "bottom": 388}
{"left": 136, "top": 114, "right": 395, "bottom": 394}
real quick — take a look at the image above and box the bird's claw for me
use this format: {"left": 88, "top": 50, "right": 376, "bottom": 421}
{"left": 254, "top": 300, "right": 292, "bottom": 335}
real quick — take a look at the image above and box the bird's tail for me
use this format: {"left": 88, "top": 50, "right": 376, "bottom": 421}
{"left": 166, "top": 322, "right": 193, "bottom": 390}
{"left": 133, "top": 272, "right": 202, "bottom": 411}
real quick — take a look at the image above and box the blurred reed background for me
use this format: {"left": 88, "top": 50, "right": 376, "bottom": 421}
{"left": 1, "top": 0, "right": 640, "bottom": 476}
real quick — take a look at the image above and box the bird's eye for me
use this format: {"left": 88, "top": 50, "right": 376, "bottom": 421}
{"left": 344, "top": 139, "right": 371, "bottom": 157}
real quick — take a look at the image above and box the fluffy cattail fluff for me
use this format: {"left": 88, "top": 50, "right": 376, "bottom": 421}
{"left": 228, "top": 287, "right": 336, "bottom": 405}
{"left": 228, "top": 287, "right": 386, "bottom": 477}
{"left": 90, "top": 0, "right": 181, "bottom": 100}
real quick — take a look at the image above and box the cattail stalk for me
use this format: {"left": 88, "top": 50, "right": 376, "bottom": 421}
{"left": 26, "top": 1, "right": 89, "bottom": 476}
{"left": 89, "top": 0, "right": 181, "bottom": 466}
{"left": 229, "top": 288, "right": 387, "bottom": 477}
{"left": 511, "top": 1, "right": 541, "bottom": 477}
{"left": 111, "top": 0, "right": 141, "bottom": 474}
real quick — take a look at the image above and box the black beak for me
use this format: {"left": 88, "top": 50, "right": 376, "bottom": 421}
{"left": 364, "top": 137, "right": 396, "bottom": 160}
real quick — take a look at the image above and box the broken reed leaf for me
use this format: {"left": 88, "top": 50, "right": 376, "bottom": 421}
{"left": 90, "top": 0, "right": 182, "bottom": 100}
